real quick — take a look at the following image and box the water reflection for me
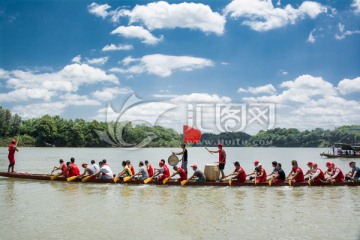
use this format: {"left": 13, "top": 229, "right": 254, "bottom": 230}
{"left": 4, "top": 180, "right": 16, "bottom": 207}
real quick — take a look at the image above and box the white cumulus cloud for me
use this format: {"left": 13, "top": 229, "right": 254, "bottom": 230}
{"left": 353, "top": 0, "right": 360, "bottom": 14}
{"left": 337, "top": 77, "right": 360, "bottom": 95}
{"left": 238, "top": 84, "right": 276, "bottom": 94}
{"left": 110, "top": 54, "right": 214, "bottom": 77}
{"left": 88, "top": 3, "right": 111, "bottom": 19}
{"left": 85, "top": 57, "right": 109, "bottom": 66}
{"left": 92, "top": 87, "right": 133, "bottom": 101}
{"left": 102, "top": 44, "right": 133, "bottom": 51}
{"left": 111, "top": 26, "right": 163, "bottom": 45}
{"left": 122, "top": 1, "right": 225, "bottom": 35}
{"left": 224, "top": 0, "right": 327, "bottom": 31}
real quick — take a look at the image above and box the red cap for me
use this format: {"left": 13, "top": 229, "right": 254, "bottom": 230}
{"left": 217, "top": 143, "right": 223, "bottom": 147}
{"left": 313, "top": 163, "right": 318, "bottom": 167}
{"left": 307, "top": 162, "right": 313, "bottom": 166}
{"left": 11, "top": 139, "right": 16, "bottom": 143}
{"left": 326, "top": 162, "right": 331, "bottom": 166}
{"left": 159, "top": 161, "right": 164, "bottom": 165}
{"left": 330, "top": 163, "right": 335, "bottom": 168}
{"left": 82, "top": 163, "right": 88, "bottom": 168}
{"left": 191, "top": 164, "right": 197, "bottom": 168}
{"left": 254, "top": 160, "right": 259, "bottom": 164}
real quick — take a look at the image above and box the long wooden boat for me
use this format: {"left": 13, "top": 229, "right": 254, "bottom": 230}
{"left": 320, "top": 153, "right": 360, "bottom": 159}
{"left": 1, "top": 172, "right": 359, "bottom": 187}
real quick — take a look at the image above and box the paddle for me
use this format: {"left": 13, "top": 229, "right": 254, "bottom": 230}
{"left": 123, "top": 176, "right": 132, "bottom": 182}
{"left": 163, "top": 177, "right": 170, "bottom": 184}
{"left": 229, "top": 178, "right": 232, "bottom": 186}
{"left": 288, "top": 179, "right": 292, "bottom": 186}
{"left": 268, "top": 179, "right": 272, "bottom": 186}
{"left": 50, "top": 173, "right": 60, "bottom": 180}
{"left": 144, "top": 175, "right": 156, "bottom": 184}
{"left": 81, "top": 175, "right": 92, "bottom": 182}
{"left": 180, "top": 179, "right": 188, "bottom": 186}
{"left": 67, "top": 176, "right": 78, "bottom": 182}
{"left": 114, "top": 175, "right": 119, "bottom": 183}
{"left": 308, "top": 179, "right": 311, "bottom": 186}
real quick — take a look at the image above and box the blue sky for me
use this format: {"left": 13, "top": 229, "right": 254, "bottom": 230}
{"left": 0, "top": 0, "right": 359, "bottom": 134}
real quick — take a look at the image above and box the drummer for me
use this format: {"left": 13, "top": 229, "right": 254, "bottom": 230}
{"left": 173, "top": 143, "right": 188, "bottom": 175}
{"left": 208, "top": 143, "right": 226, "bottom": 180}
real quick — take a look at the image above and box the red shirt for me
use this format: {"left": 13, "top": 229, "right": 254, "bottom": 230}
{"left": 313, "top": 168, "right": 325, "bottom": 182}
{"left": 178, "top": 167, "right": 187, "bottom": 181}
{"left": 333, "top": 167, "right": 344, "bottom": 182}
{"left": 61, "top": 163, "right": 67, "bottom": 173}
{"left": 219, "top": 149, "right": 226, "bottom": 163}
{"left": 129, "top": 164, "right": 135, "bottom": 175}
{"left": 292, "top": 166, "right": 304, "bottom": 182}
{"left": 162, "top": 164, "right": 170, "bottom": 178}
{"left": 236, "top": 166, "right": 247, "bottom": 183}
{"left": 8, "top": 144, "right": 16, "bottom": 163}
{"left": 256, "top": 168, "right": 267, "bottom": 183}
{"left": 68, "top": 163, "right": 80, "bottom": 177}
{"left": 147, "top": 164, "right": 154, "bottom": 177}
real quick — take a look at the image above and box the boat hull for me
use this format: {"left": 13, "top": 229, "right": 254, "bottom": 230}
{"left": 320, "top": 153, "right": 360, "bottom": 159}
{"left": 1, "top": 172, "right": 359, "bottom": 187}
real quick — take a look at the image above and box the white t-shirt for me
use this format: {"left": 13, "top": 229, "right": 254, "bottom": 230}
{"left": 100, "top": 165, "right": 113, "bottom": 179}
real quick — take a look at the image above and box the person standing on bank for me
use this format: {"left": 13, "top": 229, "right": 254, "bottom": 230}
{"left": 173, "top": 143, "right": 188, "bottom": 175}
{"left": 209, "top": 143, "right": 226, "bottom": 180}
{"left": 8, "top": 139, "right": 19, "bottom": 173}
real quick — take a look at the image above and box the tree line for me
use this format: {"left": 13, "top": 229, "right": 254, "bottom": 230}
{"left": 0, "top": 106, "right": 359, "bottom": 147}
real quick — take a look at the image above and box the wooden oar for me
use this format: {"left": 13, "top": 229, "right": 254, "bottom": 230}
{"left": 268, "top": 179, "right": 272, "bottom": 186}
{"left": 163, "top": 177, "right": 170, "bottom": 184}
{"left": 123, "top": 176, "right": 132, "bottom": 182}
{"left": 144, "top": 175, "right": 156, "bottom": 184}
{"left": 50, "top": 173, "right": 60, "bottom": 180}
{"left": 288, "top": 179, "right": 292, "bottom": 186}
{"left": 114, "top": 175, "right": 119, "bottom": 183}
{"left": 229, "top": 178, "right": 232, "bottom": 186}
{"left": 308, "top": 179, "right": 311, "bottom": 186}
{"left": 67, "top": 176, "right": 78, "bottom": 182}
{"left": 180, "top": 179, "right": 188, "bottom": 186}
{"left": 205, "top": 147, "right": 213, "bottom": 154}
{"left": 81, "top": 175, "right": 92, "bottom": 182}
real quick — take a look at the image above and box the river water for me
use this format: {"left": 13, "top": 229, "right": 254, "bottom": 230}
{"left": 0, "top": 147, "right": 359, "bottom": 240}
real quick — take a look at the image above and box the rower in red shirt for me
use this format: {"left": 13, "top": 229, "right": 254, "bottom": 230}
{"left": 255, "top": 165, "right": 267, "bottom": 183}
{"left": 67, "top": 157, "right": 80, "bottom": 177}
{"left": 287, "top": 160, "right": 304, "bottom": 182}
{"left": 228, "top": 161, "right": 246, "bottom": 183}
{"left": 145, "top": 160, "right": 154, "bottom": 177}
{"left": 326, "top": 163, "right": 344, "bottom": 183}
{"left": 8, "top": 139, "right": 19, "bottom": 173}
{"left": 309, "top": 163, "right": 325, "bottom": 183}
{"left": 170, "top": 166, "right": 187, "bottom": 182}
{"left": 156, "top": 159, "right": 170, "bottom": 182}
{"left": 51, "top": 159, "right": 67, "bottom": 175}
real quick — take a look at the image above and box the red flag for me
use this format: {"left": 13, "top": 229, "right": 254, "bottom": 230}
{"left": 183, "top": 125, "right": 202, "bottom": 144}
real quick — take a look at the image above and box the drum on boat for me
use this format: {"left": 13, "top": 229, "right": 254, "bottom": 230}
{"left": 168, "top": 155, "right": 180, "bottom": 166}
{"left": 204, "top": 164, "right": 220, "bottom": 182}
